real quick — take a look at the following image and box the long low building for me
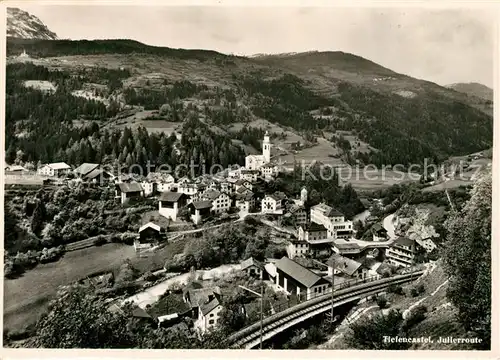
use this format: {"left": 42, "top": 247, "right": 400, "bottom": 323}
{"left": 274, "top": 256, "right": 330, "bottom": 301}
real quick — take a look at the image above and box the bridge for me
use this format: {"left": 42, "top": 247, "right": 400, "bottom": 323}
{"left": 227, "top": 271, "right": 424, "bottom": 349}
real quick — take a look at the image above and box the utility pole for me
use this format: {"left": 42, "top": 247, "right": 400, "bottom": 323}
{"left": 238, "top": 284, "right": 264, "bottom": 349}
{"left": 260, "top": 282, "right": 263, "bottom": 349}
{"left": 329, "top": 257, "right": 335, "bottom": 325}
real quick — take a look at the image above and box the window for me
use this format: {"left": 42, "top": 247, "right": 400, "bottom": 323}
{"left": 210, "top": 313, "right": 214, "bottom": 317}
{"left": 209, "top": 320, "right": 215, "bottom": 325}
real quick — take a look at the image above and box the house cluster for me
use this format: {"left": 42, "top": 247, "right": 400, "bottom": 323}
{"left": 138, "top": 252, "right": 383, "bottom": 335}
{"left": 384, "top": 235, "right": 436, "bottom": 268}
{"left": 239, "top": 254, "right": 377, "bottom": 303}
{"left": 157, "top": 179, "right": 246, "bottom": 225}
{"left": 283, "top": 199, "right": 438, "bottom": 271}
{"left": 286, "top": 199, "right": 355, "bottom": 260}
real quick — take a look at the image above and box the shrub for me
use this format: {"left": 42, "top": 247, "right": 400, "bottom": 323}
{"left": 387, "top": 284, "right": 404, "bottom": 295}
{"left": 410, "top": 288, "right": 419, "bottom": 297}
{"left": 93, "top": 236, "right": 107, "bottom": 246}
{"left": 140, "top": 271, "right": 158, "bottom": 282}
{"left": 403, "top": 305, "right": 427, "bottom": 331}
{"left": 120, "top": 233, "right": 136, "bottom": 245}
{"left": 416, "top": 284, "right": 425, "bottom": 295}
{"left": 110, "top": 234, "right": 121, "bottom": 243}
{"left": 376, "top": 296, "right": 388, "bottom": 309}
{"left": 381, "top": 271, "right": 391, "bottom": 278}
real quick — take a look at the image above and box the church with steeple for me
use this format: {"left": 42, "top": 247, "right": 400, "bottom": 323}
{"left": 244, "top": 131, "right": 272, "bottom": 171}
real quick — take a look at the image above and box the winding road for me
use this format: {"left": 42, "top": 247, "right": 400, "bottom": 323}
{"left": 382, "top": 213, "right": 397, "bottom": 239}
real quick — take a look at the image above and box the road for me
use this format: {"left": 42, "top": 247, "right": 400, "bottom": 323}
{"left": 383, "top": 213, "right": 397, "bottom": 239}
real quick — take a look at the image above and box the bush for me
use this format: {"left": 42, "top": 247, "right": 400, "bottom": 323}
{"left": 387, "top": 284, "right": 404, "bottom": 295}
{"left": 120, "top": 233, "right": 137, "bottom": 245}
{"left": 403, "top": 305, "right": 427, "bottom": 331}
{"left": 381, "top": 271, "right": 391, "bottom": 278}
{"left": 95, "top": 282, "right": 141, "bottom": 297}
{"left": 376, "top": 296, "right": 388, "bottom": 309}
{"left": 416, "top": 284, "right": 425, "bottom": 295}
{"left": 110, "top": 234, "right": 121, "bottom": 243}
{"left": 139, "top": 271, "right": 158, "bottom": 282}
{"left": 93, "top": 236, "right": 107, "bottom": 246}
{"left": 410, "top": 284, "right": 425, "bottom": 297}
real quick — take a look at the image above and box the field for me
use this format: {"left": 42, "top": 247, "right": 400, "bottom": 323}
{"left": 422, "top": 179, "right": 474, "bottom": 193}
{"left": 104, "top": 109, "right": 182, "bottom": 135}
{"left": 3, "top": 243, "right": 136, "bottom": 333}
{"left": 4, "top": 173, "right": 45, "bottom": 186}
{"left": 4, "top": 229, "right": 195, "bottom": 334}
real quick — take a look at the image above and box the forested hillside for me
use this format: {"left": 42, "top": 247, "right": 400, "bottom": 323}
{"left": 5, "top": 38, "right": 494, "bottom": 169}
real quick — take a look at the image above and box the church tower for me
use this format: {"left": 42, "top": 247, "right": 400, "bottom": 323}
{"left": 263, "top": 131, "right": 271, "bottom": 163}
{"left": 300, "top": 187, "right": 308, "bottom": 204}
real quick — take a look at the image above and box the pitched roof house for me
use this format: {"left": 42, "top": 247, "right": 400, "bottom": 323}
{"left": 274, "top": 256, "right": 330, "bottom": 300}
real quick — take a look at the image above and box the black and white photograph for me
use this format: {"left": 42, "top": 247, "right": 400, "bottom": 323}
{"left": 1, "top": 0, "right": 496, "bottom": 353}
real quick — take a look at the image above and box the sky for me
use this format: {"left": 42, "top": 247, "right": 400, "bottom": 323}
{"left": 16, "top": 4, "right": 496, "bottom": 87}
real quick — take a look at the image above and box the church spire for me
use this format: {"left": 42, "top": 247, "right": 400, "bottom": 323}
{"left": 263, "top": 131, "right": 271, "bottom": 163}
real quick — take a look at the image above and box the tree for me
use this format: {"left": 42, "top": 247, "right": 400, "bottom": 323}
{"left": 344, "top": 309, "right": 408, "bottom": 350}
{"left": 218, "top": 297, "right": 247, "bottom": 333}
{"left": 34, "top": 285, "right": 137, "bottom": 348}
{"left": 442, "top": 171, "right": 491, "bottom": 349}
{"left": 178, "top": 207, "right": 191, "bottom": 222}
{"left": 31, "top": 199, "right": 46, "bottom": 236}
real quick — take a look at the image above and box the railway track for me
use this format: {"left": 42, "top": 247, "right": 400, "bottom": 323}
{"left": 229, "top": 271, "right": 424, "bottom": 349}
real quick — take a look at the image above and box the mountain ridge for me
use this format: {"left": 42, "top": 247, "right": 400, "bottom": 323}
{"left": 445, "top": 82, "right": 493, "bottom": 102}
{"left": 5, "top": 9, "right": 494, "bottom": 170}
{"left": 7, "top": 7, "right": 58, "bottom": 40}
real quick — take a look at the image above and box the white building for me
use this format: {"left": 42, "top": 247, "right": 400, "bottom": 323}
{"left": 235, "top": 192, "right": 255, "bottom": 213}
{"left": 189, "top": 200, "right": 213, "bottom": 225}
{"left": 202, "top": 190, "right": 231, "bottom": 214}
{"left": 37, "top": 162, "right": 72, "bottom": 177}
{"left": 287, "top": 239, "right": 310, "bottom": 259}
{"left": 240, "top": 169, "right": 260, "bottom": 183}
{"left": 386, "top": 237, "right": 418, "bottom": 268}
{"left": 274, "top": 257, "right": 330, "bottom": 301}
{"left": 245, "top": 131, "right": 271, "bottom": 170}
{"left": 416, "top": 238, "right": 437, "bottom": 253}
{"left": 140, "top": 181, "right": 156, "bottom": 197}
{"left": 310, "top": 203, "right": 353, "bottom": 239}
{"left": 300, "top": 187, "right": 308, "bottom": 205}
{"left": 177, "top": 183, "right": 206, "bottom": 197}
{"left": 184, "top": 287, "right": 223, "bottom": 334}
{"left": 158, "top": 192, "right": 187, "bottom": 221}
{"left": 261, "top": 161, "right": 281, "bottom": 180}
{"left": 327, "top": 254, "right": 369, "bottom": 279}
{"left": 220, "top": 181, "right": 232, "bottom": 194}
{"left": 115, "top": 182, "right": 144, "bottom": 204}
{"left": 146, "top": 172, "right": 175, "bottom": 193}
{"left": 261, "top": 192, "right": 287, "bottom": 214}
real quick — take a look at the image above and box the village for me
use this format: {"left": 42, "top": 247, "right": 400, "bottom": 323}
{"left": 4, "top": 131, "right": 438, "bottom": 339}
